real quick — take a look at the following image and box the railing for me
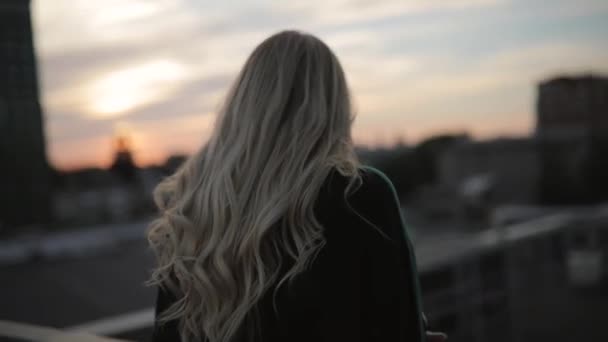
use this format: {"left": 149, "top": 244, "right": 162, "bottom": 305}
{"left": 66, "top": 308, "right": 155, "bottom": 338}
{"left": 419, "top": 208, "right": 608, "bottom": 342}
{"left": 0, "top": 320, "right": 125, "bottom": 341}
{"left": 1, "top": 207, "right": 606, "bottom": 341}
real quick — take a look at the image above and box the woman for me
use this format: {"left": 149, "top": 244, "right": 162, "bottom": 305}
{"left": 147, "top": 30, "right": 446, "bottom": 342}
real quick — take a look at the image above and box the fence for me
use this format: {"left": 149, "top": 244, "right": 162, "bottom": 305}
{"left": 1, "top": 207, "right": 606, "bottom": 341}
{"left": 419, "top": 207, "right": 608, "bottom": 341}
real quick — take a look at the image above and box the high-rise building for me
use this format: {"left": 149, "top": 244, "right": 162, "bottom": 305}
{"left": 0, "top": 0, "right": 51, "bottom": 233}
{"left": 536, "top": 75, "right": 608, "bottom": 204}
{"left": 536, "top": 75, "right": 608, "bottom": 136}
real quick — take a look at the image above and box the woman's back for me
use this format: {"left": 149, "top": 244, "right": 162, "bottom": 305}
{"left": 151, "top": 166, "right": 424, "bottom": 342}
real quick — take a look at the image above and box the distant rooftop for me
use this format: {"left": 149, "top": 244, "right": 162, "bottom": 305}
{"left": 444, "top": 137, "right": 536, "bottom": 155}
{"left": 540, "top": 74, "right": 608, "bottom": 87}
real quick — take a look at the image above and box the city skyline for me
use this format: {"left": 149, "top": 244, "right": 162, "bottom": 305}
{"left": 33, "top": 0, "right": 608, "bottom": 170}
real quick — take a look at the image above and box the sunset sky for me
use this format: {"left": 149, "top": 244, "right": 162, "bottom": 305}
{"left": 32, "top": 0, "right": 608, "bottom": 170}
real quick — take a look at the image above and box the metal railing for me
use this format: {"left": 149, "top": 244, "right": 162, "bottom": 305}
{"left": 0, "top": 320, "right": 126, "bottom": 341}
{"left": 2, "top": 207, "right": 606, "bottom": 341}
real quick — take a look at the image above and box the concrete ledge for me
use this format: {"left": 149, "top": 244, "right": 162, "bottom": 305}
{"left": 0, "top": 320, "right": 127, "bottom": 342}
{"left": 67, "top": 308, "right": 155, "bottom": 337}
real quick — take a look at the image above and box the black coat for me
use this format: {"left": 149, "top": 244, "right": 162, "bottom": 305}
{"left": 151, "top": 166, "right": 425, "bottom": 342}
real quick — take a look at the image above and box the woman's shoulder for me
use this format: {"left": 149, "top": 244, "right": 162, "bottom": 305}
{"left": 321, "top": 165, "right": 405, "bottom": 241}
{"left": 324, "top": 165, "right": 399, "bottom": 203}
{"left": 358, "top": 165, "right": 399, "bottom": 197}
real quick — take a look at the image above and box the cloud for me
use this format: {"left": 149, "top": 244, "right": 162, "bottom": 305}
{"left": 275, "top": 0, "right": 502, "bottom": 29}
{"left": 33, "top": 0, "right": 608, "bottom": 168}
{"left": 349, "top": 39, "right": 608, "bottom": 144}
{"left": 84, "top": 59, "right": 188, "bottom": 118}
{"left": 33, "top": 0, "right": 195, "bottom": 54}
{"left": 120, "top": 74, "right": 232, "bottom": 122}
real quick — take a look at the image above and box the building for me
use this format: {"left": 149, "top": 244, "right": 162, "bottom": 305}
{"left": 437, "top": 138, "right": 541, "bottom": 217}
{"left": 51, "top": 135, "right": 157, "bottom": 226}
{"left": 536, "top": 75, "right": 608, "bottom": 136}
{"left": 0, "top": 0, "right": 51, "bottom": 233}
{"left": 536, "top": 75, "right": 608, "bottom": 204}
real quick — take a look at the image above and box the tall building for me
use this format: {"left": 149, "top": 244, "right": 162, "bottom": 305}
{"left": 536, "top": 75, "right": 608, "bottom": 204}
{"left": 0, "top": 0, "right": 50, "bottom": 233}
{"left": 536, "top": 75, "right": 608, "bottom": 136}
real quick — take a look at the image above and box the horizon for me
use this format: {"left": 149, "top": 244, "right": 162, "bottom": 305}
{"left": 33, "top": 0, "right": 608, "bottom": 170}
{"left": 54, "top": 131, "right": 534, "bottom": 172}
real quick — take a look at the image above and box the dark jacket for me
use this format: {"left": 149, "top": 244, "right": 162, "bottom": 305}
{"left": 151, "top": 165, "right": 425, "bottom": 342}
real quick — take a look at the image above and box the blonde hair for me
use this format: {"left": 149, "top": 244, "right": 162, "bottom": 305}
{"left": 147, "top": 30, "right": 361, "bottom": 342}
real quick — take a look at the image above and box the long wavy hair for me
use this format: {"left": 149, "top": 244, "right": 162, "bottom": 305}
{"left": 147, "top": 30, "right": 362, "bottom": 342}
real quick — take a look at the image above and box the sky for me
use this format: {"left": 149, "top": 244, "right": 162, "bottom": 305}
{"left": 32, "top": 0, "right": 608, "bottom": 170}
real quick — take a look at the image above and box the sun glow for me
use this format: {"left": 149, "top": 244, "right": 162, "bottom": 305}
{"left": 86, "top": 59, "right": 186, "bottom": 118}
